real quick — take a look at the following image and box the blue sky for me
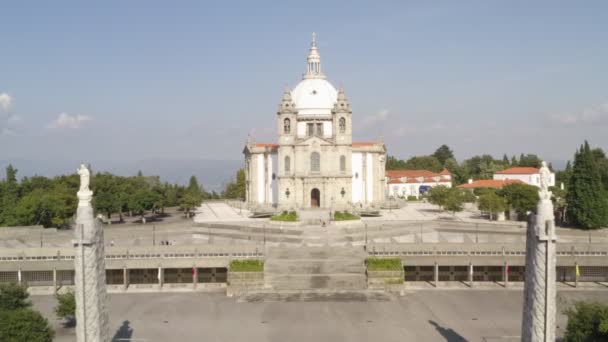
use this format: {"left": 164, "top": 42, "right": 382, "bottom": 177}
{"left": 1, "top": 1, "right": 608, "bottom": 172}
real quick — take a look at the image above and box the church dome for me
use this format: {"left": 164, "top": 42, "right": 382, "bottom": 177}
{"left": 292, "top": 78, "right": 337, "bottom": 116}
{"left": 290, "top": 33, "right": 337, "bottom": 116}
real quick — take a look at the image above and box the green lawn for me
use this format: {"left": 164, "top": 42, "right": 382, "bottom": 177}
{"left": 333, "top": 211, "right": 360, "bottom": 221}
{"left": 270, "top": 211, "right": 298, "bottom": 222}
{"left": 229, "top": 259, "right": 264, "bottom": 272}
{"left": 366, "top": 257, "right": 403, "bottom": 271}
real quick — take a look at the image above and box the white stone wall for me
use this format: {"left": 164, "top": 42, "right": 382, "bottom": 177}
{"left": 494, "top": 173, "right": 555, "bottom": 187}
{"left": 256, "top": 154, "right": 264, "bottom": 203}
{"left": 269, "top": 153, "right": 278, "bottom": 205}
{"left": 388, "top": 181, "right": 452, "bottom": 198}
{"left": 351, "top": 152, "right": 363, "bottom": 204}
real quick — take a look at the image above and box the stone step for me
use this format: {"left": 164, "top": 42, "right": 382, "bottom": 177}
{"left": 237, "top": 289, "right": 393, "bottom": 303}
{"left": 266, "top": 246, "right": 366, "bottom": 260}
{"left": 265, "top": 259, "right": 365, "bottom": 274}
{"left": 265, "top": 273, "right": 367, "bottom": 290}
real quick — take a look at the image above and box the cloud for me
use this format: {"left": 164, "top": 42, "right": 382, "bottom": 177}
{"left": 0, "top": 93, "right": 11, "bottom": 111}
{"left": 360, "top": 109, "right": 390, "bottom": 127}
{"left": 48, "top": 113, "right": 93, "bottom": 129}
{"left": 550, "top": 102, "right": 608, "bottom": 126}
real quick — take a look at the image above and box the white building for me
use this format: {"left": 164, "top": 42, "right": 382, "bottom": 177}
{"left": 493, "top": 167, "right": 555, "bottom": 188}
{"left": 243, "top": 34, "right": 386, "bottom": 211}
{"left": 386, "top": 169, "right": 452, "bottom": 198}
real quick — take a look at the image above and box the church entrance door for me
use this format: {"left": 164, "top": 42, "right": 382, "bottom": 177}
{"left": 311, "top": 188, "right": 320, "bottom": 208}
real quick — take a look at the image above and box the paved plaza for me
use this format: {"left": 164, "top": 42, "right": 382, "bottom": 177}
{"left": 1, "top": 202, "right": 606, "bottom": 249}
{"left": 31, "top": 290, "right": 608, "bottom": 342}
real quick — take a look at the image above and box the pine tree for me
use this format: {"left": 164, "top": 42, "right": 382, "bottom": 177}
{"left": 566, "top": 142, "right": 608, "bottom": 229}
{"left": 502, "top": 154, "right": 510, "bottom": 166}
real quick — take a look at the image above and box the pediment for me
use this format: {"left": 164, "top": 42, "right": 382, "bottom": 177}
{"left": 297, "top": 135, "right": 335, "bottom": 147}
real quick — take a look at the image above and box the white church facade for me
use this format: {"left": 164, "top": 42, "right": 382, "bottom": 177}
{"left": 243, "top": 34, "right": 386, "bottom": 211}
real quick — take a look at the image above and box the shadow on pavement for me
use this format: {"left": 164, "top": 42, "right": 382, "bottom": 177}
{"left": 112, "top": 320, "right": 134, "bottom": 342}
{"left": 429, "top": 320, "right": 467, "bottom": 342}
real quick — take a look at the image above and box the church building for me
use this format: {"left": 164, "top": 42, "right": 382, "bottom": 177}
{"left": 243, "top": 34, "right": 386, "bottom": 211}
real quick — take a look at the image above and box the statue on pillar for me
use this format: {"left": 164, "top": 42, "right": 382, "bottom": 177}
{"left": 521, "top": 160, "right": 557, "bottom": 341}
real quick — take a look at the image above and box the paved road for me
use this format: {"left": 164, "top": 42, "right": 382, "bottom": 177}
{"left": 31, "top": 290, "right": 608, "bottom": 341}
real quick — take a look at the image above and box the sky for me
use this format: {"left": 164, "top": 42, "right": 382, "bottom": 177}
{"left": 1, "top": 1, "right": 608, "bottom": 177}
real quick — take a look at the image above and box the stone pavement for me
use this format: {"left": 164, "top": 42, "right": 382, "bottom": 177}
{"left": 30, "top": 290, "right": 608, "bottom": 342}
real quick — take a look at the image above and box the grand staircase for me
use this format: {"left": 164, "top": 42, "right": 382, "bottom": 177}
{"left": 264, "top": 246, "right": 367, "bottom": 291}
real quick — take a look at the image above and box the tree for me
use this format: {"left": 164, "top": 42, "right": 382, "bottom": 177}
{"left": 432, "top": 145, "right": 454, "bottom": 166}
{"left": 0, "top": 283, "right": 30, "bottom": 311}
{"left": 443, "top": 187, "right": 466, "bottom": 214}
{"left": 403, "top": 156, "right": 443, "bottom": 173}
{"left": 93, "top": 173, "right": 121, "bottom": 220}
{"left": 427, "top": 185, "right": 450, "bottom": 210}
{"left": 386, "top": 155, "right": 407, "bottom": 170}
{"left": 564, "top": 301, "right": 608, "bottom": 342}
{"left": 180, "top": 192, "right": 201, "bottom": 217}
{"left": 566, "top": 142, "right": 608, "bottom": 229}
{"left": 444, "top": 158, "right": 468, "bottom": 185}
{"left": 477, "top": 190, "right": 507, "bottom": 220}
{"left": 517, "top": 153, "right": 542, "bottom": 167}
{"left": 55, "top": 289, "right": 75, "bottom": 324}
{"left": 498, "top": 183, "right": 539, "bottom": 219}
{"left": 0, "top": 283, "right": 54, "bottom": 342}
{"left": 235, "top": 168, "right": 246, "bottom": 200}
{"left": 502, "top": 154, "right": 510, "bottom": 166}
{"left": 0, "top": 308, "right": 55, "bottom": 342}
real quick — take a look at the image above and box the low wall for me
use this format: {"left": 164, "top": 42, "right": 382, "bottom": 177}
{"left": 226, "top": 271, "right": 264, "bottom": 296}
{"left": 367, "top": 270, "right": 404, "bottom": 288}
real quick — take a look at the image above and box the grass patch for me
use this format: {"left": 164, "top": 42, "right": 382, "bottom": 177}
{"left": 229, "top": 259, "right": 264, "bottom": 272}
{"left": 333, "top": 211, "right": 360, "bottom": 221}
{"left": 271, "top": 211, "right": 298, "bottom": 222}
{"left": 366, "top": 257, "right": 402, "bottom": 271}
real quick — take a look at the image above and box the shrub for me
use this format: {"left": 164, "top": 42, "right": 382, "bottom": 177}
{"left": 333, "top": 211, "right": 360, "bottom": 221}
{"left": 55, "top": 289, "right": 76, "bottom": 323}
{"left": 367, "top": 258, "right": 402, "bottom": 271}
{"left": 0, "top": 308, "right": 55, "bottom": 342}
{"left": 407, "top": 196, "right": 419, "bottom": 201}
{"left": 229, "top": 259, "right": 264, "bottom": 272}
{"left": 564, "top": 301, "right": 608, "bottom": 341}
{"left": 270, "top": 211, "right": 298, "bottom": 222}
{"left": 0, "top": 283, "right": 30, "bottom": 311}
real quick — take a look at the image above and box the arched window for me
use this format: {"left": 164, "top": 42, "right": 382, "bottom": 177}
{"left": 283, "top": 118, "right": 290, "bottom": 134}
{"left": 284, "top": 156, "right": 291, "bottom": 173}
{"left": 311, "top": 152, "right": 320, "bottom": 172}
{"left": 339, "top": 117, "right": 346, "bottom": 133}
{"left": 340, "top": 155, "right": 346, "bottom": 172}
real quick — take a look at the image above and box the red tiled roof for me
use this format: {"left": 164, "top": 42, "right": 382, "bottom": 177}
{"left": 439, "top": 168, "right": 451, "bottom": 175}
{"left": 352, "top": 141, "right": 377, "bottom": 147}
{"left": 386, "top": 169, "right": 451, "bottom": 184}
{"left": 255, "top": 143, "right": 279, "bottom": 148}
{"left": 386, "top": 170, "right": 437, "bottom": 178}
{"left": 495, "top": 167, "right": 539, "bottom": 175}
{"left": 457, "top": 179, "right": 525, "bottom": 189}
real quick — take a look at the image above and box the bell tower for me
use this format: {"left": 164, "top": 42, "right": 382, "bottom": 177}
{"left": 333, "top": 87, "right": 352, "bottom": 145}
{"left": 277, "top": 87, "right": 296, "bottom": 145}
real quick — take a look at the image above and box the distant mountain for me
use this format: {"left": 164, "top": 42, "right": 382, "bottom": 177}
{"left": 0, "top": 158, "right": 243, "bottom": 191}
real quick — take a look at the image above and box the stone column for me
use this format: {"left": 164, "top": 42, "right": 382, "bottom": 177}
{"left": 17, "top": 268, "right": 21, "bottom": 285}
{"left": 504, "top": 262, "right": 509, "bottom": 288}
{"left": 521, "top": 161, "right": 557, "bottom": 342}
{"left": 123, "top": 266, "right": 128, "bottom": 291}
{"left": 468, "top": 263, "right": 474, "bottom": 287}
{"left": 73, "top": 164, "right": 110, "bottom": 342}
{"left": 192, "top": 266, "right": 197, "bottom": 290}
{"left": 53, "top": 268, "right": 57, "bottom": 294}
{"left": 574, "top": 262, "right": 579, "bottom": 288}
{"left": 434, "top": 262, "right": 439, "bottom": 288}
{"left": 157, "top": 266, "right": 163, "bottom": 289}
